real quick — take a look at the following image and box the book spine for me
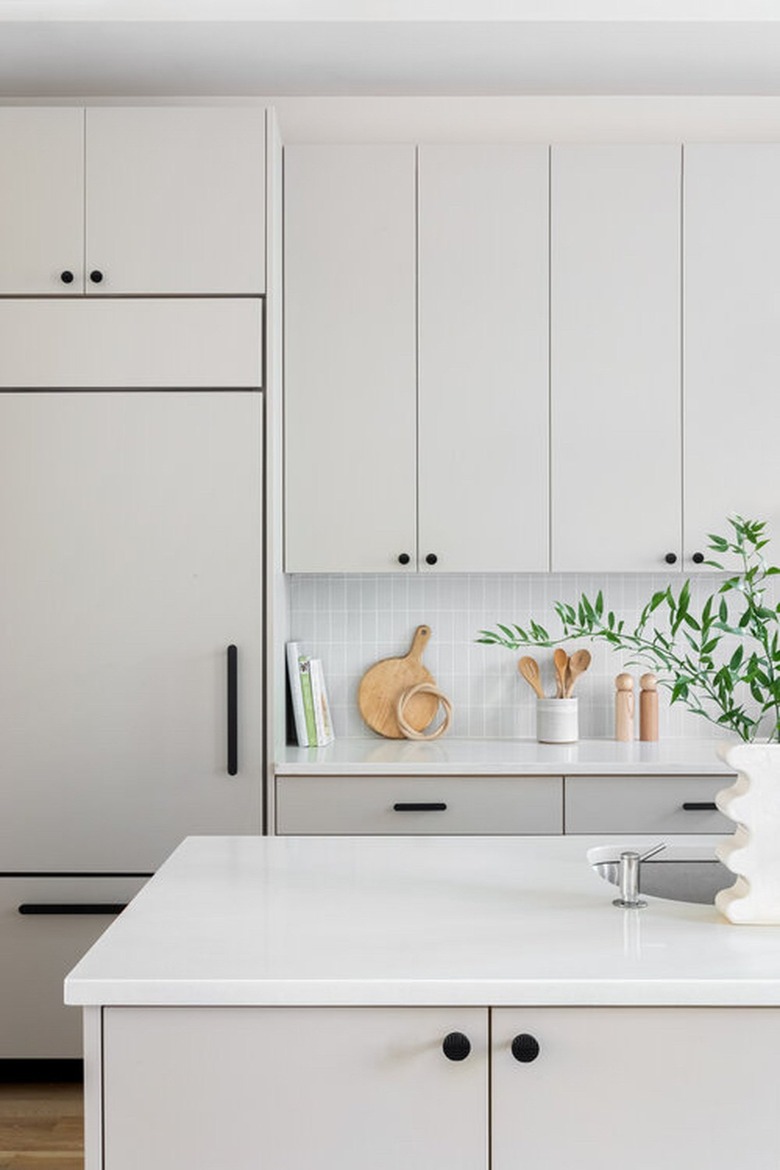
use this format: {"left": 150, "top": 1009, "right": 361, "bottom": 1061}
{"left": 299, "top": 656, "right": 318, "bottom": 747}
{"left": 285, "top": 641, "right": 309, "bottom": 747}
{"left": 310, "top": 659, "right": 335, "bottom": 747}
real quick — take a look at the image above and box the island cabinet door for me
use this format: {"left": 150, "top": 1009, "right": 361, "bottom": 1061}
{"left": 492, "top": 1007, "right": 780, "bottom": 1170}
{"left": 102, "top": 1006, "right": 489, "bottom": 1170}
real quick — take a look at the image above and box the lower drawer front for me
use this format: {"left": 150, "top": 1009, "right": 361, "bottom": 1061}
{"left": 564, "top": 775, "right": 733, "bottom": 834}
{"left": 0, "top": 875, "right": 148, "bottom": 1059}
{"left": 275, "top": 775, "right": 563, "bottom": 835}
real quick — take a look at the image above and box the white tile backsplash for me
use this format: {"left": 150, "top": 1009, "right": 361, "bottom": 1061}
{"left": 288, "top": 572, "right": 751, "bottom": 742}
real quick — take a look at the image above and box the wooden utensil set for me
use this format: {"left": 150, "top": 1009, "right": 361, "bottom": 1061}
{"left": 518, "top": 649, "right": 591, "bottom": 699}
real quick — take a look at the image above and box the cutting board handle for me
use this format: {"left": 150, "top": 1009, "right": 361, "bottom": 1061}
{"left": 407, "top": 625, "right": 431, "bottom": 662}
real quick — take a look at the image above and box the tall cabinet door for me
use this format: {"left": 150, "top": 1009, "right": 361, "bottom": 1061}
{"left": 0, "top": 107, "right": 84, "bottom": 295}
{"left": 684, "top": 145, "right": 780, "bottom": 565}
{"left": 0, "top": 391, "right": 263, "bottom": 871}
{"left": 285, "top": 146, "right": 417, "bottom": 573}
{"left": 551, "top": 146, "right": 682, "bottom": 572}
{"left": 418, "top": 146, "right": 549, "bottom": 572}
{"left": 85, "top": 108, "right": 266, "bottom": 295}
{"left": 103, "top": 1007, "right": 488, "bottom": 1170}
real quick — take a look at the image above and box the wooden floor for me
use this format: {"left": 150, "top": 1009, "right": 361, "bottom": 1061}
{"left": 0, "top": 1084, "right": 84, "bottom": 1170}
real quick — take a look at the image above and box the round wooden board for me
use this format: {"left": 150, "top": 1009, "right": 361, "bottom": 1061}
{"left": 357, "top": 625, "right": 439, "bottom": 739}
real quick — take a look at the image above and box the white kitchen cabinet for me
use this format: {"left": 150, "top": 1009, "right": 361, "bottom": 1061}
{"left": 0, "top": 298, "right": 263, "bottom": 387}
{"left": 0, "top": 107, "right": 84, "bottom": 296}
{"left": 684, "top": 145, "right": 780, "bottom": 565}
{"left": 492, "top": 1007, "right": 780, "bottom": 1169}
{"left": 275, "top": 774, "right": 563, "bottom": 835}
{"left": 285, "top": 144, "right": 548, "bottom": 573}
{"left": 417, "top": 146, "right": 549, "bottom": 572}
{"left": 102, "top": 1007, "right": 488, "bottom": 1170}
{"left": 95, "top": 1003, "right": 780, "bottom": 1170}
{"left": 284, "top": 145, "right": 417, "bottom": 573}
{"left": 0, "top": 389, "right": 263, "bottom": 871}
{"left": 564, "top": 774, "right": 732, "bottom": 834}
{"left": 551, "top": 146, "right": 682, "bottom": 572}
{"left": 0, "top": 106, "right": 265, "bottom": 295}
{"left": 0, "top": 876, "right": 147, "bottom": 1059}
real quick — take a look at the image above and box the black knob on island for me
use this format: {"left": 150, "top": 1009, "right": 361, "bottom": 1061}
{"left": 425, "top": 553, "right": 438, "bottom": 566}
{"left": 397, "top": 553, "right": 411, "bottom": 565}
{"left": 89, "top": 270, "right": 104, "bottom": 284}
{"left": 692, "top": 552, "right": 705, "bottom": 565}
{"left": 442, "top": 1032, "right": 471, "bottom": 1062}
{"left": 511, "top": 1034, "right": 541, "bottom": 1063}
{"left": 664, "top": 552, "right": 678, "bottom": 565}
{"left": 60, "top": 270, "right": 75, "bottom": 284}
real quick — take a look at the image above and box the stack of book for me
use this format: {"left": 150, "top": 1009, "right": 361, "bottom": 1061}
{"left": 286, "top": 642, "right": 335, "bottom": 747}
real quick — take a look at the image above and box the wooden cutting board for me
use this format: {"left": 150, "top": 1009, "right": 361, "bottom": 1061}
{"left": 358, "top": 625, "right": 439, "bottom": 739}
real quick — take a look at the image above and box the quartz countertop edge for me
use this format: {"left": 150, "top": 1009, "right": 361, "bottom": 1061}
{"left": 275, "top": 737, "right": 736, "bottom": 775}
{"left": 64, "top": 834, "right": 780, "bottom": 1009}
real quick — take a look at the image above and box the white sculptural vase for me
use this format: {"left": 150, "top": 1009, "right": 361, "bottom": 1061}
{"left": 715, "top": 743, "right": 780, "bottom": 925}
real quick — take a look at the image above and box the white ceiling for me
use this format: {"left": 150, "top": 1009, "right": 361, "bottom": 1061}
{"left": 3, "top": 11, "right": 780, "bottom": 97}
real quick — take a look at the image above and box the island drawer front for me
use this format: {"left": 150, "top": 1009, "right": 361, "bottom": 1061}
{"left": 564, "top": 775, "right": 732, "bottom": 834}
{"left": 275, "top": 775, "right": 563, "bottom": 835}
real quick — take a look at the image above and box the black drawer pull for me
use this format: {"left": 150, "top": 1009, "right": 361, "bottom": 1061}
{"left": 392, "top": 802, "right": 447, "bottom": 812}
{"left": 18, "top": 903, "right": 127, "bottom": 916}
{"left": 227, "top": 643, "right": 238, "bottom": 776}
{"left": 682, "top": 802, "right": 718, "bottom": 811}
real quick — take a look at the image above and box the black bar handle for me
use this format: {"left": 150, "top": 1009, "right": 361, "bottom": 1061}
{"left": 18, "top": 903, "right": 127, "bottom": 916}
{"left": 392, "top": 802, "right": 447, "bottom": 812}
{"left": 682, "top": 801, "right": 718, "bottom": 811}
{"left": 227, "top": 644, "right": 238, "bottom": 776}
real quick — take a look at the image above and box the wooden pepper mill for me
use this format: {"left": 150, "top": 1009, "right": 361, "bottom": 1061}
{"left": 640, "top": 672, "right": 659, "bottom": 742}
{"left": 615, "top": 673, "right": 635, "bottom": 742}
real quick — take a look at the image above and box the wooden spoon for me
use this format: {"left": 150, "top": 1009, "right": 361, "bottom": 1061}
{"left": 518, "top": 656, "right": 546, "bottom": 699}
{"left": 553, "top": 648, "right": 569, "bottom": 699}
{"left": 564, "top": 648, "right": 592, "bottom": 697}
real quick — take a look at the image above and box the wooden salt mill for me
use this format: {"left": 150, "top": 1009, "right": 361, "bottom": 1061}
{"left": 640, "top": 672, "right": 659, "bottom": 742}
{"left": 615, "top": 673, "right": 635, "bottom": 742}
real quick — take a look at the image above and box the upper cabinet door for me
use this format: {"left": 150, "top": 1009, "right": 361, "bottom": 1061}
{"left": 551, "top": 146, "right": 682, "bottom": 572}
{"left": 284, "top": 145, "right": 417, "bottom": 573}
{"left": 0, "top": 108, "right": 85, "bottom": 295}
{"left": 684, "top": 146, "right": 780, "bottom": 566}
{"left": 85, "top": 108, "right": 265, "bottom": 294}
{"left": 418, "top": 146, "right": 549, "bottom": 572}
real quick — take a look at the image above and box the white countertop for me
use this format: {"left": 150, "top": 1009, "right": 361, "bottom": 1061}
{"left": 276, "top": 737, "right": 735, "bottom": 775}
{"left": 65, "top": 833, "right": 780, "bottom": 1009}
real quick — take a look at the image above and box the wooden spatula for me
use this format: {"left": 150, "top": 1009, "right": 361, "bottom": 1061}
{"left": 518, "top": 655, "right": 546, "bottom": 699}
{"left": 358, "top": 625, "right": 439, "bottom": 739}
{"left": 564, "top": 648, "right": 591, "bottom": 697}
{"left": 553, "top": 648, "right": 569, "bottom": 699}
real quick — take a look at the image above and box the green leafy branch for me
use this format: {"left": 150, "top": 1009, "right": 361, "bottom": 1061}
{"left": 477, "top": 517, "right": 780, "bottom": 743}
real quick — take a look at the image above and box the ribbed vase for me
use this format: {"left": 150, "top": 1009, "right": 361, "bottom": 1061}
{"left": 715, "top": 743, "right": 780, "bottom": 925}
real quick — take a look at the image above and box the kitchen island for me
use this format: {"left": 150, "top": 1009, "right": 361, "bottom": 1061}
{"left": 66, "top": 834, "right": 780, "bottom": 1170}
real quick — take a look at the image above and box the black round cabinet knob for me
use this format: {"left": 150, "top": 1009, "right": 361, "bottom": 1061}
{"left": 664, "top": 552, "right": 678, "bottom": 565}
{"left": 89, "top": 270, "right": 104, "bottom": 284}
{"left": 425, "top": 553, "right": 438, "bottom": 566}
{"left": 397, "top": 553, "right": 411, "bottom": 565}
{"left": 511, "top": 1034, "right": 540, "bottom": 1063}
{"left": 60, "top": 270, "right": 75, "bottom": 284}
{"left": 692, "top": 552, "right": 705, "bottom": 565}
{"left": 442, "top": 1032, "right": 471, "bottom": 1062}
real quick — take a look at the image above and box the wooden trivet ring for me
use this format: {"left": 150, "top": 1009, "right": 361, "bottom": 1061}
{"left": 396, "top": 683, "right": 452, "bottom": 741}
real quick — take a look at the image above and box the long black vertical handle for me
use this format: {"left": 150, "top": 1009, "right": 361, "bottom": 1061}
{"left": 227, "top": 644, "right": 238, "bottom": 776}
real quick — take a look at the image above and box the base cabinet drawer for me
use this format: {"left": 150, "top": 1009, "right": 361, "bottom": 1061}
{"left": 275, "top": 775, "right": 563, "bottom": 835}
{"left": 564, "top": 775, "right": 733, "bottom": 834}
{"left": 0, "top": 875, "right": 148, "bottom": 1059}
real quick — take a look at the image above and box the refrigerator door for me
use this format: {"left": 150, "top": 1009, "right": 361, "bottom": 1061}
{"left": 0, "top": 390, "right": 263, "bottom": 871}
